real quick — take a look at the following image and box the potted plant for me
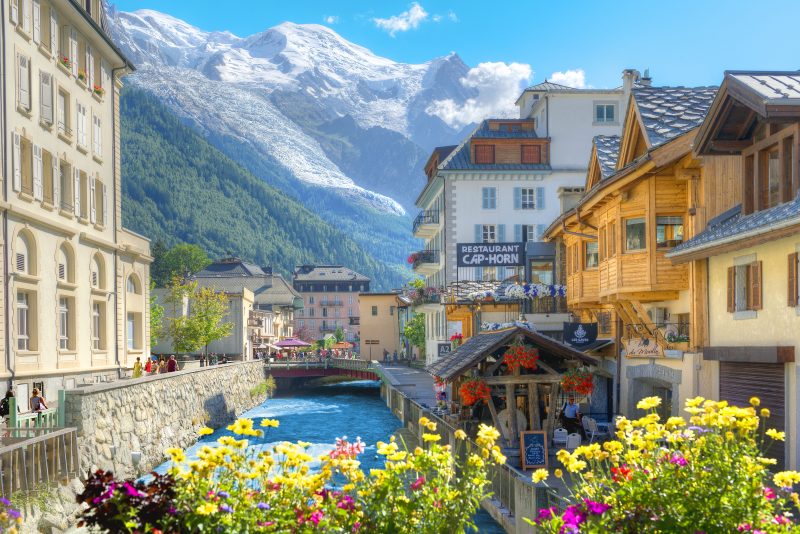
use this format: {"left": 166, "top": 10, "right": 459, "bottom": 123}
{"left": 502, "top": 343, "right": 539, "bottom": 372}
{"left": 561, "top": 367, "right": 594, "bottom": 396}
{"left": 59, "top": 56, "right": 71, "bottom": 69}
{"left": 77, "top": 68, "right": 87, "bottom": 82}
{"left": 92, "top": 84, "right": 105, "bottom": 97}
{"left": 459, "top": 377, "right": 491, "bottom": 406}
{"left": 450, "top": 333, "right": 463, "bottom": 349}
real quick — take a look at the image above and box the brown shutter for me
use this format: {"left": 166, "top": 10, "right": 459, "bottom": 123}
{"left": 748, "top": 261, "right": 763, "bottom": 311}
{"left": 727, "top": 266, "right": 736, "bottom": 313}
{"left": 789, "top": 252, "right": 799, "bottom": 307}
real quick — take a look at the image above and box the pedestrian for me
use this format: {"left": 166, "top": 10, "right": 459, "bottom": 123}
{"left": 0, "top": 390, "right": 17, "bottom": 424}
{"left": 144, "top": 358, "right": 153, "bottom": 374}
{"left": 158, "top": 356, "right": 167, "bottom": 374}
{"left": 29, "top": 388, "right": 48, "bottom": 412}
{"left": 167, "top": 355, "right": 178, "bottom": 372}
{"left": 132, "top": 357, "right": 143, "bottom": 378}
{"left": 559, "top": 395, "right": 582, "bottom": 435}
{"left": 393, "top": 350, "right": 398, "bottom": 363}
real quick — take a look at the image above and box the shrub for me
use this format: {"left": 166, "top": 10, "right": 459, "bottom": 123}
{"left": 531, "top": 396, "right": 799, "bottom": 533}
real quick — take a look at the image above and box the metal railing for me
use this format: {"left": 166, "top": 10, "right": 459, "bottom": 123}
{"left": 320, "top": 300, "right": 344, "bottom": 306}
{"left": 0, "top": 427, "right": 79, "bottom": 497}
{"left": 411, "top": 250, "right": 440, "bottom": 269}
{"left": 264, "top": 358, "right": 372, "bottom": 372}
{"left": 527, "top": 295, "right": 568, "bottom": 314}
{"left": 412, "top": 210, "right": 440, "bottom": 234}
{"left": 624, "top": 322, "right": 690, "bottom": 347}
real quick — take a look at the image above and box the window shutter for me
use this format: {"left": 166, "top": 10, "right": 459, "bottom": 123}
{"left": 89, "top": 176, "right": 96, "bottom": 223}
{"left": 748, "top": 261, "right": 762, "bottom": 311}
{"left": 514, "top": 224, "right": 522, "bottom": 242}
{"left": 498, "top": 224, "right": 506, "bottom": 243}
{"left": 18, "top": 55, "right": 30, "bottom": 110}
{"left": 21, "top": 0, "right": 30, "bottom": 32}
{"left": 69, "top": 28, "right": 77, "bottom": 76}
{"left": 536, "top": 187, "right": 545, "bottom": 210}
{"left": 50, "top": 9, "right": 57, "bottom": 56}
{"left": 40, "top": 72, "right": 53, "bottom": 124}
{"left": 32, "top": 144, "right": 43, "bottom": 200}
{"left": 73, "top": 167, "right": 80, "bottom": 216}
{"left": 93, "top": 115, "right": 101, "bottom": 156}
{"left": 32, "top": 0, "right": 39, "bottom": 43}
{"left": 102, "top": 182, "right": 108, "bottom": 227}
{"left": 514, "top": 187, "right": 521, "bottom": 210}
{"left": 727, "top": 266, "right": 736, "bottom": 313}
{"left": 86, "top": 46, "right": 94, "bottom": 89}
{"left": 537, "top": 224, "right": 546, "bottom": 241}
{"left": 52, "top": 155, "right": 60, "bottom": 206}
{"left": 10, "top": 0, "right": 18, "bottom": 25}
{"left": 12, "top": 133, "right": 21, "bottom": 192}
{"left": 789, "top": 253, "right": 799, "bottom": 307}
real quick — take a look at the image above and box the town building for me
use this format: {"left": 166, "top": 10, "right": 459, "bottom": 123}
{"left": 153, "top": 258, "right": 302, "bottom": 358}
{"left": 292, "top": 265, "right": 369, "bottom": 344}
{"left": 668, "top": 71, "right": 800, "bottom": 469}
{"left": 411, "top": 73, "right": 637, "bottom": 364}
{"left": 358, "top": 292, "right": 410, "bottom": 361}
{"left": 544, "top": 83, "right": 718, "bottom": 421}
{"left": 2, "top": 0, "right": 151, "bottom": 399}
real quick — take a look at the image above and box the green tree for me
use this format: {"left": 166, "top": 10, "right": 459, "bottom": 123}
{"left": 189, "top": 286, "right": 234, "bottom": 357}
{"left": 334, "top": 327, "right": 345, "bottom": 342}
{"left": 149, "top": 281, "right": 164, "bottom": 348}
{"left": 164, "top": 277, "right": 198, "bottom": 354}
{"left": 404, "top": 313, "right": 425, "bottom": 352}
{"left": 152, "top": 243, "right": 211, "bottom": 287}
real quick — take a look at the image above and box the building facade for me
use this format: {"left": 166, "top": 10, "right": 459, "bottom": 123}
{"left": 2, "top": 0, "right": 151, "bottom": 399}
{"left": 358, "top": 292, "right": 409, "bottom": 361}
{"left": 292, "top": 265, "right": 369, "bottom": 344}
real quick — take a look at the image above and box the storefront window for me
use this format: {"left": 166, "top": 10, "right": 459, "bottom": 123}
{"left": 625, "top": 218, "right": 646, "bottom": 251}
{"left": 585, "top": 242, "right": 599, "bottom": 269}
{"left": 656, "top": 216, "right": 684, "bottom": 249}
{"left": 530, "top": 261, "right": 554, "bottom": 285}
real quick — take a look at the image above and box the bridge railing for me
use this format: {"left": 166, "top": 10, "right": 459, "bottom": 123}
{"left": 263, "top": 358, "right": 374, "bottom": 373}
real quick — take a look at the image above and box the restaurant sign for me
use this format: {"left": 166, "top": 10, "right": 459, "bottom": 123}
{"left": 563, "top": 322, "right": 598, "bottom": 348}
{"left": 457, "top": 243, "right": 525, "bottom": 267}
{"left": 623, "top": 337, "right": 663, "bottom": 358}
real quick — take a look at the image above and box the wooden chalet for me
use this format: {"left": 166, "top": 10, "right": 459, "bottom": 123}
{"left": 427, "top": 327, "right": 599, "bottom": 455}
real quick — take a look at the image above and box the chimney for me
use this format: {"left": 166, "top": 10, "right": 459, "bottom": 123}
{"left": 639, "top": 68, "right": 652, "bottom": 87}
{"left": 621, "top": 68, "right": 641, "bottom": 114}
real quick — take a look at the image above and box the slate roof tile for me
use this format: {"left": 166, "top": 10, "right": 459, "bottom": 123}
{"left": 633, "top": 86, "right": 718, "bottom": 147}
{"left": 593, "top": 135, "right": 620, "bottom": 180}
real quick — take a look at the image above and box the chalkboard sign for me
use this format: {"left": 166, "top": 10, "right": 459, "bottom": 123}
{"left": 520, "top": 431, "right": 548, "bottom": 470}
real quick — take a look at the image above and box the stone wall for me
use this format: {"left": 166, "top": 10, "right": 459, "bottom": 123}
{"left": 64, "top": 361, "right": 269, "bottom": 479}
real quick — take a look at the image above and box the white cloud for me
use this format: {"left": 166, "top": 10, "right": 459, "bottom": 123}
{"left": 549, "top": 69, "right": 587, "bottom": 88}
{"left": 373, "top": 3, "right": 428, "bottom": 36}
{"left": 432, "top": 14, "right": 442, "bottom": 22}
{"left": 323, "top": 15, "right": 339, "bottom": 24}
{"left": 447, "top": 11, "right": 458, "bottom": 22}
{"left": 425, "top": 62, "right": 532, "bottom": 128}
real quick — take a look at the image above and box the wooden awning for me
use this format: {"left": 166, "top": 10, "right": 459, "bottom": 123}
{"left": 427, "top": 326, "right": 598, "bottom": 382}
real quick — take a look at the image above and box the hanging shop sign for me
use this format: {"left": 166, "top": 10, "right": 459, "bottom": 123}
{"left": 563, "top": 323, "right": 598, "bottom": 348}
{"left": 457, "top": 243, "right": 525, "bottom": 267}
{"left": 624, "top": 337, "right": 663, "bottom": 358}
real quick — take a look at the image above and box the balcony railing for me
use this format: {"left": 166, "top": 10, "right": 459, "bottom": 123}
{"left": 320, "top": 323, "right": 339, "bottom": 332}
{"left": 412, "top": 210, "right": 440, "bottom": 234}
{"left": 320, "top": 300, "right": 344, "bottom": 306}
{"left": 624, "top": 322, "right": 690, "bottom": 348}
{"left": 526, "top": 295, "right": 568, "bottom": 314}
{"left": 411, "top": 250, "right": 440, "bottom": 270}
{"left": 349, "top": 317, "right": 360, "bottom": 326}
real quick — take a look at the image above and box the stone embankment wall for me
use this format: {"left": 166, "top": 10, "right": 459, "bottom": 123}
{"left": 64, "top": 361, "right": 269, "bottom": 479}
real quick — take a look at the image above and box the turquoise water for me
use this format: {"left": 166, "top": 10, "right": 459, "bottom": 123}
{"left": 156, "top": 380, "right": 504, "bottom": 533}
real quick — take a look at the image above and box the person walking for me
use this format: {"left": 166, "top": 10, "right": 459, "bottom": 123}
{"left": 132, "top": 357, "right": 143, "bottom": 378}
{"left": 167, "top": 355, "right": 178, "bottom": 372}
{"left": 29, "top": 388, "right": 48, "bottom": 412}
{"left": 144, "top": 358, "right": 153, "bottom": 374}
{"left": 157, "top": 356, "right": 167, "bottom": 374}
{"left": 0, "top": 390, "right": 18, "bottom": 424}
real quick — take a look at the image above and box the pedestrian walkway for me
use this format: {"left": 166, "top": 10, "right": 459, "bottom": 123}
{"left": 374, "top": 363, "right": 439, "bottom": 409}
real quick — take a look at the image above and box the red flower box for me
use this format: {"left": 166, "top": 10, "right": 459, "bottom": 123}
{"left": 459, "top": 378, "right": 490, "bottom": 406}
{"left": 502, "top": 344, "right": 539, "bottom": 372}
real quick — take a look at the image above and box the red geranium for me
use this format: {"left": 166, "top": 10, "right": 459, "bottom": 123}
{"left": 459, "top": 378, "right": 490, "bottom": 406}
{"left": 502, "top": 344, "right": 539, "bottom": 372}
{"left": 561, "top": 367, "right": 594, "bottom": 396}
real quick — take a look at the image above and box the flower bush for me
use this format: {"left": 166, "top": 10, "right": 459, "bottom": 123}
{"left": 450, "top": 333, "right": 463, "bottom": 348}
{"left": 77, "top": 417, "right": 503, "bottom": 533}
{"left": 93, "top": 84, "right": 105, "bottom": 97}
{"left": 502, "top": 343, "right": 539, "bottom": 372}
{"left": 560, "top": 367, "right": 594, "bottom": 396}
{"left": 59, "top": 56, "right": 71, "bottom": 69}
{"left": 0, "top": 497, "right": 22, "bottom": 533}
{"left": 531, "top": 396, "right": 798, "bottom": 533}
{"left": 459, "top": 378, "right": 491, "bottom": 406}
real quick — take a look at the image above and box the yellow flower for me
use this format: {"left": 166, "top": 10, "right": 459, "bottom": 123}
{"left": 758, "top": 457, "right": 778, "bottom": 465}
{"left": 685, "top": 396, "right": 705, "bottom": 408}
{"left": 196, "top": 502, "right": 217, "bottom": 515}
{"left": 766, "top": 428, "right": 785, "bottom": 441}
{"left": 749, "top": 397, "right": 760, "bottom": 407}
{"left": 761, "top": 408, "right": 771, "bottom": 418}
{"left": 554, "top": 469, "right": 563, "bottom": 478}
{"left": 774, "top": 471, "right": 800, "bottom": 488}
{"left": 419, "top": 416, "right": 430, "bottom": 427}
{"left": 603, "top": 441, "right": 623, "bottom": 454}
{"left": 636, "top": 397, "right": 662, "bottom": 410}
{"left": 454, "top": 429, "right": 467, "bottom": 440}
{"left": 422, "top": 433, "right": 441, "bottom": 442}
{"left": 166, "top": 447, "right": 186, "bottom": 463}
{"left": 198, "top": 427, "right": 213, "bottom": 435}
{"left": 531, "top": 469, "right": 548, "bottom": 483}
{"left": 260, "top": 418, "right": 280, "bottom": 428}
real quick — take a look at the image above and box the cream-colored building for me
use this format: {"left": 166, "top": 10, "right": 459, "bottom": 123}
{"left": 2, "top": 0, "right": 151, "bottom": 399}
{"left": 358, "top": 293, "right": 409, "bottom": 361}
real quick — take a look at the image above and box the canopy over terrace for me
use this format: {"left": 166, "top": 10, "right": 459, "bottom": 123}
{"left": 274, "top": 338, "right": 312, "bottom": 349}
{"left": 332, "top": 341, "right": 353, "bottom": 350}
{"left": 427, "top": 326, "right": 599, "bottom": 458}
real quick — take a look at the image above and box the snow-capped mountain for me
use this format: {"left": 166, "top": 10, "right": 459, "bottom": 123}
{"left": 108, "top": 8, "right": 476, "bottom": 215}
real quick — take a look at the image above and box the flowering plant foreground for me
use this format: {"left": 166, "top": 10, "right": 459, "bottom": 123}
{"left": 77, "top": 417, "right": 504, "bottom": 533}
{"left": 530, "top": 396, "right": 800, "bottom": 533}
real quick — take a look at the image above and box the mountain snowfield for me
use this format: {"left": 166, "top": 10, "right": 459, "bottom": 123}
{"left": 108, "top": 8, "right": 476, "bottom": 215}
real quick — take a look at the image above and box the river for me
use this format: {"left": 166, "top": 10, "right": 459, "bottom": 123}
{"left": 155, "top": 380, "right": 504, "bottom": 533}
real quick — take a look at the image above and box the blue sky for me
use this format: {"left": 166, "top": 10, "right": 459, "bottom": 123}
{"left": 112, "top": 0, "right": 800, "bottom": 89}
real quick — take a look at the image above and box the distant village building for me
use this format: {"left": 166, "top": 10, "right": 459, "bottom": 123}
{"left": 2, "top": 0, "right": 151, "bottom": 397}
{"left": 358, "top": 292, "right": 410, "bottom": 361}
{"left": 293, "top": 265, "right": 370, "bottom": 344}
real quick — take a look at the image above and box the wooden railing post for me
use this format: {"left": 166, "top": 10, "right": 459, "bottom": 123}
{"left": 58, "top": 390, "right": 66, "bottom": 427}
{"left": 8, "top": 398, "right": 16, "bottom": 429}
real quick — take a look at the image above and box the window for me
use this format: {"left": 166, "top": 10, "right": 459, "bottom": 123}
{"left": 92, "top": 302, "right": 102, "bottom": 349}
{"left": 474, "top": 144, "right": 495, "bottom": 164}
{"left": 728, "top": 261, "right": 762, "bottom": 313}
{"left": 482, "top": 224, "right": 496, "bottom": 243}
{"left": 59, "top": 297, "right": 69, "bottom": 349}
{"left": 390, "top": 306, "right": 395, "bottom": 316}
{"left": 521, "top": 145, "right": 541, "bottom": 164}
{"left": 90, "top": 254, "right": 103, "bottom": 288}
{"left": 656, "top": 216, "right": 684, "bottom": 249}
{"left": 585, "top": 241, "right": 599, "bottom": 269}
{"left": 322, "top": 308, "right": 328, "bottom": 317}
{"left": 57, "top": 89, "right": 70, "bottom": 136}
{"left": 92, "top": 113, "right": 101, "bottom": 157}
{"left": 21, "top": 0, "right": 30, "bottom": 33}
{"left": 596, "top": 311, "right": 612, "bottom": 335}
{"left": 40, "top": 72, "right": 53, "bottom": 125}
{"left": 17, "top": 292, "right": 30, "bottom": 351}
{"left": 60, "top": 161, "right": 72, "bottom": 211}
{"left": 530, "top": 261, "right": 554, "bottom": 285}
{"left": 598, "top": 227, "right": 606, "bottom": 262}
{"left": 348, "top": 295, "right": 353, "bottom": 305}
{"left": 482, "top": 187, "right": 496, "bottom": 209}
{"left": 522, "top": 225, "right": 537, "bottom": 242}
{"left": 76, "top": 103, "right": 87, "bottom": 147}
{"left": 521, "top": 188, "right": 535, "bottom": 210}
{"left": 127, "top": 312, "right": 140, "bottom": 350}
{"left": 127, "top": 275, "right": 140, "bottom": 294}
{"left": 609, "top": 221, "right": 617, "bottom": 257}
{"left": 371, "top": 306, "right": 378, "bottom": 316}
{"left": 57, "top": 245, "right": 73, "bottom": 282}
{"left": 309, "top": 296, "right": 314, "bottom": 304}
{"left": 625, "top": 218, "right": 646, "bottom": 251}
{"left": 17, "top": 54, "right": 31, "bottom": 111}
{"left": 595, "top": 103, "right": 616, "bottom": 123}
{"left": 763, "top": 148, "right": 780, "bottom": 209}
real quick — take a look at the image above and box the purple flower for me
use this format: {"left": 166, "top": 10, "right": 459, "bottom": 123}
{"left": 562, "top": 505, "right": 587, "bottom": 530}
{"left": 584, "top": 499, "right": 611, "bottom": 515}
{"left": 168, "top": 507, "right": 177, "bottom": 515}
{"left": 670, "top": 452, "right": 688, "bottom": 467}
{"left": 535, "top": 507, "right": 557, "bottom": 524}
{"left": 257, "top": 502, "right": 270, "bottom": 510}
{"left": 217, "top": 490, "right": 230, "bottom": 499}
{"left": 123, "top": 482, "right": 144, "bottom": 498}
{"left": 7, "top": 509, "right": 20, "bottom": 520}
{"left": 0, "top": 498, "right": 10, "bottom": 507}
{"left": 337, "top": 495, "right": 356, "bottom": 511}
{"left": 219, "top": 503, "right": 233, "bottom": 513}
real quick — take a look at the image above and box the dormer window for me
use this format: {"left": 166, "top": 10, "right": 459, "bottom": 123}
{"left": 474, "top": 145, "right": 495, "bottom": 164}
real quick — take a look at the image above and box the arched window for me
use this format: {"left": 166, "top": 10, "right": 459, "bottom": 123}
{"left": 90, "top": 253, "right": 105, "bottom": 289}
{"left": 15, "top": 232, "right": 35, "bottom": 275}
{"left": 126, "top": 274, "right": 141, "bottom": 294}
{"left": 57, "top": 244, "right": 75, "bottom": 283}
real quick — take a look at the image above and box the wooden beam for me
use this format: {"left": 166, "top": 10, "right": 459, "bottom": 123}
{"left": 529, "top": 384, "right": 540, "bottom": 431}
{"left": 544, "top": 383, "right": 561, "bottom": 438}
{"left": 506, "top": 384, "right": 519, "bottom": 448}
{"left": 535, "top": 360, "right": 560, "bottom": 376}
{"left": 630, "top": 300, "right": 657, "bottom": 333}
{"left": 485, "top": 395, "right": 506, "bottom": 443}
{"left": 709, "top": 139, "right": 753, "bottom": 152}
{"left": 484, "top": 375, "right": 561, "bottom": 385}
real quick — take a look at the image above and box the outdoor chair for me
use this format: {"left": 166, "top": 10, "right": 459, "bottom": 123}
{"left": 581, "top": 416, "right": 593, "bottom": 435}
{"left": 553, "top": 427, "right": 568, "bottom": 448}
{"left": 587, "top": 418, "right": 610, "bottom": 443}
{"left": 566, "top": 432, "right": 582, "bottom": 451}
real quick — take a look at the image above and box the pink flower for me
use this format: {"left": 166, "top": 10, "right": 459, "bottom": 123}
{"left": 535, "top": 507, "right": 557, "bottom": 524}
{"left": 772, "top": 515, "right": 790, "bottom": 525}
{"left": 763, "top": 487, "right": 776, "bottom": 500}
{"left": 562, "top": 505, "right": 587, "bottom": 530}
{"left": 584, "top": 499, "right": 611, "bottom": 515}
{"left": 737, "top": 524, "right": 751, "bottom": 532}
{"left": 670, "top": 452, "right": 688, "bottom": 467}
{"left": 309, "top": 510, "right": 324, "bottom": 525}
{"left": 410, "top": 476, "right": 425, "bottom": 491}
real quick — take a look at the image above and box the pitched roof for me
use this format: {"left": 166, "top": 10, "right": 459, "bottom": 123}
{"left": 195, "top": 258, "right": 270, "bottom": 278}
{"left": 594, "top": 135, "right": 621, "bottom": 179}
{"left": 439, "top": 120, "right": 551, "bottom": 172}
{"left": 668, "top": 196, "right": 800, "bottom": 259}
{"left": 194, "top": 258, "right": 301, "bottom": 307}
{"left": 728, "top": 71, "right": 800, "bottom": 103}
{"left": 292, "top": 265, "right": 370, "bottom": 283}
{"left": 522, "top": 80, "right": 575, "bottom": 92}
{"left": 633, "top": 86, "right": 718, "bottom": 147}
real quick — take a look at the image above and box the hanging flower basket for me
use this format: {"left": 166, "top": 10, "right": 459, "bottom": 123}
{"left": 433, "top": 376, "right": 446, "bottom": 393}
{"left": 450, "top": 333, "right": 463, "bottom": 349}
{"left": 459, "top": 378, "right": 490, "bottom": 406}
{"left": 407, "top": 252, "right": 419, "bottom": 265}
{"left": 502, "top": 344, "right": 539, "bottom": 372}
{"left": 561, "top": 367, "right": 594, "bottom": 396}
